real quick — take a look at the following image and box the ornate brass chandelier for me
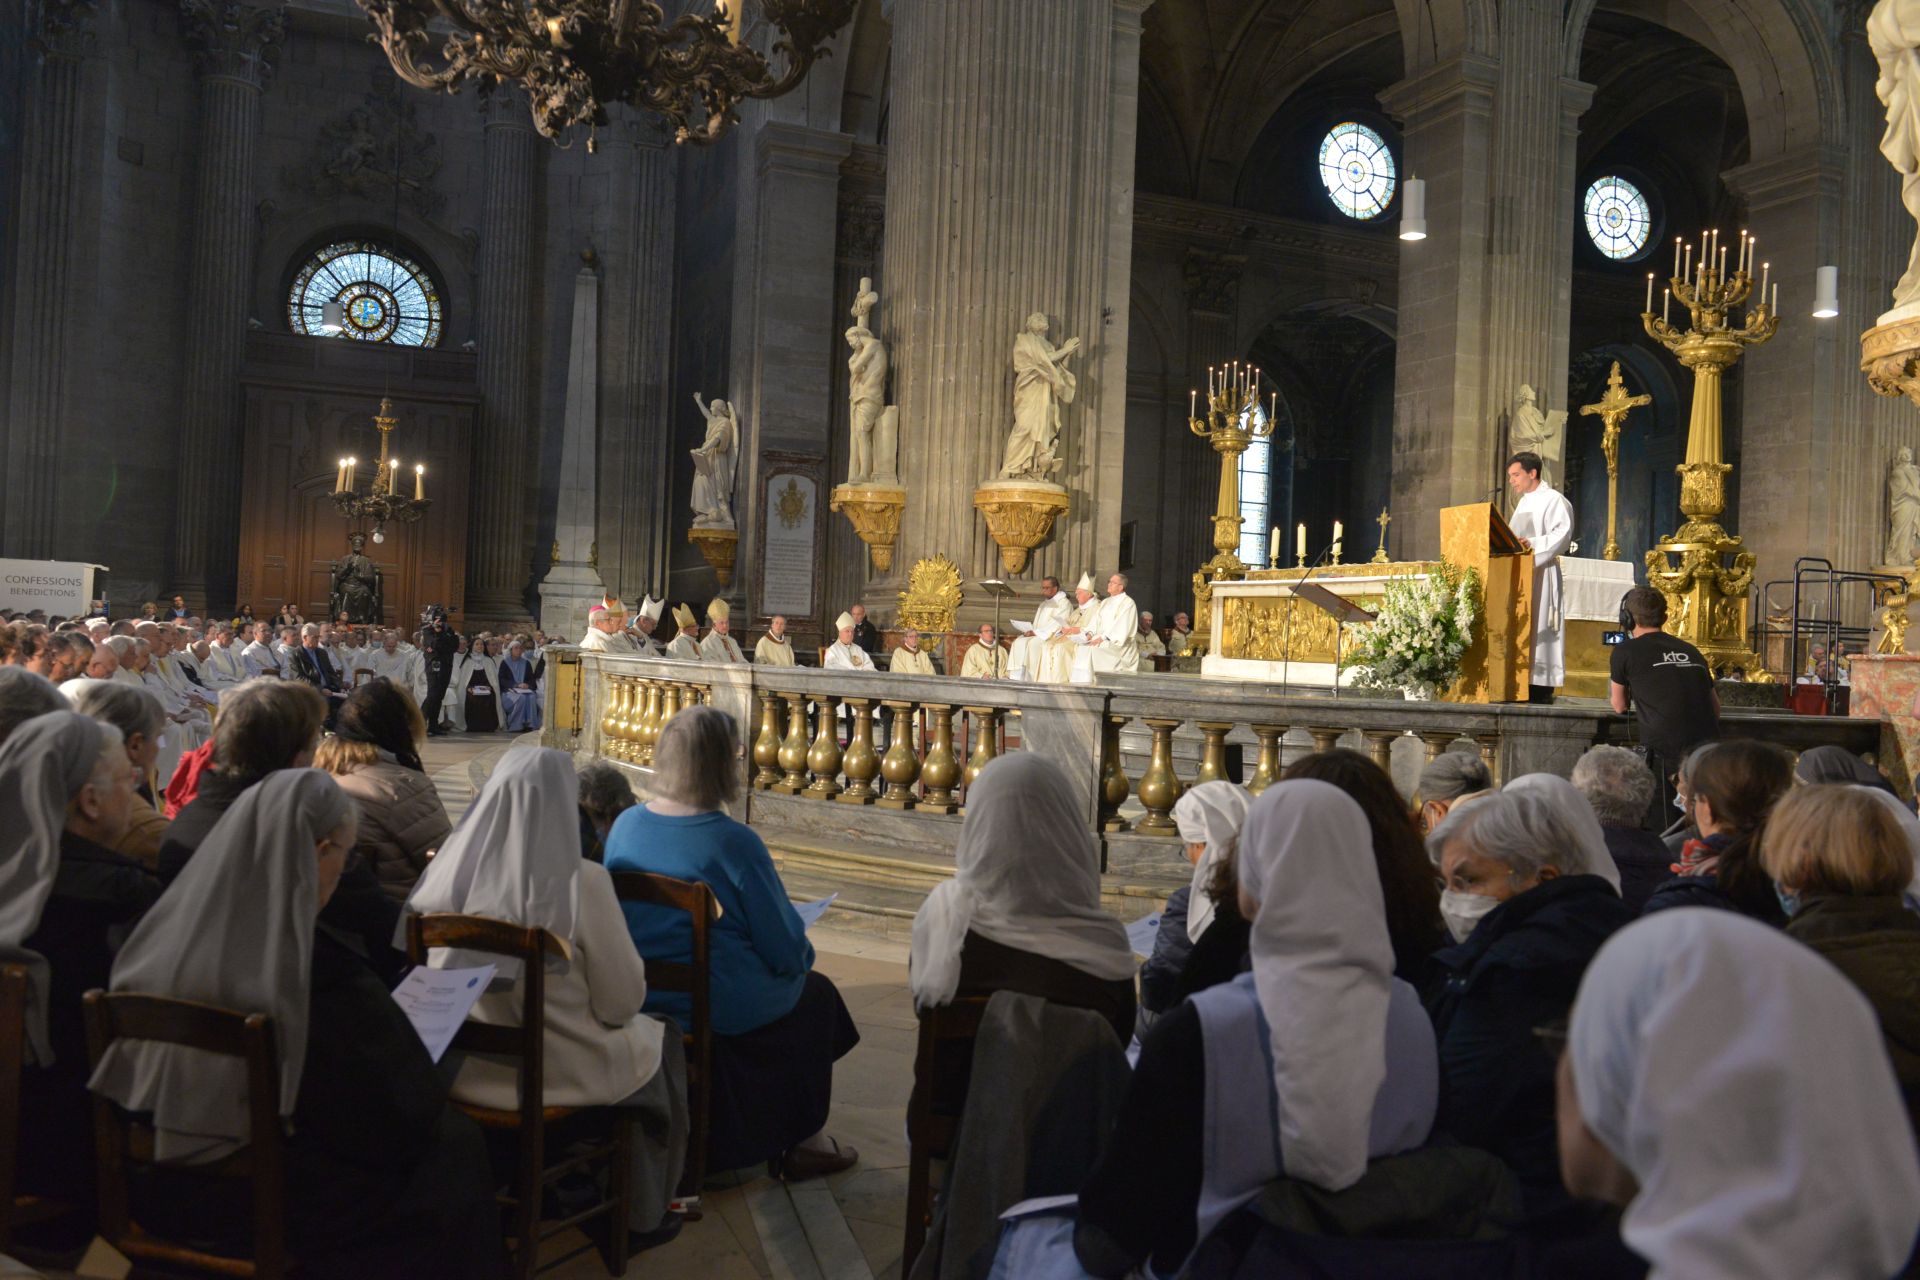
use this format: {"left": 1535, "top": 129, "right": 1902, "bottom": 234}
{"left": 355, "top": 0, "right": 856, "bottom": 147}
{"left": 333, "top": 397, "right": 432, "bottom": 544}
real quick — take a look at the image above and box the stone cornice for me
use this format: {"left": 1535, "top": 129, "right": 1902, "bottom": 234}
{"left": 1134, "top": 192, "right": 1401, "bottom": 270}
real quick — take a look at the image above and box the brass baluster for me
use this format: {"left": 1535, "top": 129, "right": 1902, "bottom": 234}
{"left": 961, "top": 706, "right": 1002, "bottom": 799}
{"left": 919, "top": 703, "right": 960, "bottom": 814}
{"left": 805, "top": 695, "right": 844, "bottom": 798}
{"left": 751, "top": 690, "right": 782, "bottom": 789}
{"left": 1099, "top": 713, "right": 1131, "bottom": 832}
{"left": 599, "top": 675, "right": 623, "bottom": 759}
{"left": 1476, "top": 734, "right": 1500, "bottom": 784}
{"left": 775, "top": 693, "right": 810, "bottom": 794}
{"left": 877, "top": 700, "right": 920, "bottom": 809}
{"left": 1362, "top": 729, "right": 1397, "bottom": 773}
{"left": 837, "top": 699, "right": 879, "bottom": 804}
{"left": 640, "top": 680, "right": 667, "bottom": 765}
{"left": 1247, "top": 723, "right": 1285, "bottom": 794}
{"left": 654, "top": 680, "right": 683, "bottom": 748}
{"left": 1137, "top": 718, "right": 1186, "bottom": 834}
{"left": 1419, "top": 731, "right": 1459, "bottom": 764}
{"left": 1193, "top": 721, "right": 1233, "bottom": 785}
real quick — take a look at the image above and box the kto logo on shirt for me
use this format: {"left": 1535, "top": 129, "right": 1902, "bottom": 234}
{"left": 1652, "top": 651, "right": 1703, "bottom": 670}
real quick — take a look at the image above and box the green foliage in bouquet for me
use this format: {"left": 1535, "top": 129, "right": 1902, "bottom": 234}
{"left": 1341, "top": 560, "right": 1482, "bottom": 695}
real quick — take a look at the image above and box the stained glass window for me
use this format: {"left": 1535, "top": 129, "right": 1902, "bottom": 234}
{"left": 1237, "top": 402, "right": 1276, "bottom": 568}
{"left": 1317, "top": 122, "right": 1396, "bottom": 221}
{"left": 288, "top": 240, "right": 443, "bottom": 347}
{"left": 1583, "top": 175, "right": 1652, "bottom": 260}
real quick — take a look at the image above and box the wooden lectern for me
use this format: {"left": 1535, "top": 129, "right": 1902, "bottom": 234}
{"left": 1440, "top": 503, "right": 1534, "bottom": 703}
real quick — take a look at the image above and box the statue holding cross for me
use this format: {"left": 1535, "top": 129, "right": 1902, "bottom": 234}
{"left": 1579, "top": 362, "right": 1652, "bottom": 561}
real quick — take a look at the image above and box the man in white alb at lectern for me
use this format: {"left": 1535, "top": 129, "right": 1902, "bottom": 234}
{"left": 1506, "top": 450, "right": 1574, "bottom": 704}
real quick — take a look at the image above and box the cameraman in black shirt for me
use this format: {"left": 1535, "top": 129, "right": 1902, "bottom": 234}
{"left": 1610, "top": 585, "right": 1720, "bottom": 829}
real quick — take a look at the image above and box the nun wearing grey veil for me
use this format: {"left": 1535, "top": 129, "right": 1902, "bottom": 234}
{"left": 90, "top": 770, "right": 507, "bottom": 1278}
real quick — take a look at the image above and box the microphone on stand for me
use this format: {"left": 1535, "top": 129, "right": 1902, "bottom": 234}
{"left": 1280, "top": 541, "right": 1337, "bottom": 699}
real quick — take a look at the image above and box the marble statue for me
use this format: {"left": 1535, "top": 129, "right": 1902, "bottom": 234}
{"left": 999, "top": 312, "right": 1081, "bottom": 482}
{"left": 691, "top": 393, "right": 738, "bottom": 528}
{"left": 844, "top": 277, "right": 900, "bottom": 486}
{"left": 1872, "top": 0, "right": 1920, "bottom": 314}
{"left": 1507, "top": 384, "right": 1567, "bottom": 489}
{"left": 1888, "top": 446, "right": 1920, "bottom": 566}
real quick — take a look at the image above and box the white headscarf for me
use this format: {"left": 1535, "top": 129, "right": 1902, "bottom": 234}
{"left": 0, "top": 711, "right": 108, "bottom": 1065}
{"left": 1570, "top": 910, "right": 1920, "bottom": 1280}
{"left": 1173, "top": 782, "right": 1252, "bottom": 944}
{"left": 1237, "top": 779, "right": 1397, "bottom": 1191}
{"left": 909, "top": 753, "right": 1133, "bottom": 1009}
{"left": 1854, "top": 785, "right": 1920, "bottom": 901}
{"left": 88, "top": 769, "right": 351, "bottom": 1163}
{"left": 1502, "top": 773, "right": 1621, "bottom": 891}
{"left": 401, "top": 747, "right": 583, "bottom": 979}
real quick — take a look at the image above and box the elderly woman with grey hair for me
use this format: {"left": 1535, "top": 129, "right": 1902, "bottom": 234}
{"left": 1570, "top": 744, "right": 1670, "bottom": 911}
{"left": 1422, "top": 777, "right": 1634, "bottom": 1207}
{"left": 67, "top": 678, "right": 172, "bottom": 869}
{"left": 604, "top": 705, "right": 861, "bottom": 1181}
{"left": 0, "top": 666, "right": 66, "bottom": 745}
{"left": 1414, "top": 749, "right": 1493, "bottom": 834}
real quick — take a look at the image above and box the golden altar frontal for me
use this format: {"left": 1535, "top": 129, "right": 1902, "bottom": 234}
{"left": 1199, "top": 503, "right": 1535, "bottom": 703}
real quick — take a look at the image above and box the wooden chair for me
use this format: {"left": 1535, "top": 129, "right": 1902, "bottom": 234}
{"left": 405, "top": 914, "right": 631, "bottom": 1279}
{"left": 1, "top": 962, "right": 67, "bottom": 1254}
{"left": 901, "top": 996, "right": 992, "bottom": 1277}
{"left": 81, "top": 989, "right": 291, "bottom": 1278}
{"left": 606, "top": 872, "right": 718, "bottom": 1216}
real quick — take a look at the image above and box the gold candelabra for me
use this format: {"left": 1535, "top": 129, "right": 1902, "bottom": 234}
{"left": 331, "top": 397, "right": 431, "bottom": 544}
{"left": 1184, "top": 362, "right": 1276, "bottom": 657}
{"left": 1578, "top": 362, "right": 1650, "bottom": 562}
{"left": 1639, "top": 230, "right": 1778, "bottom": 676}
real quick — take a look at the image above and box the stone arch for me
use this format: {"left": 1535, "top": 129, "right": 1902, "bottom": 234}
{"left": 256, "top": 205, "right": 475, "bottom": 347}
{"left": 1393, "top": 0, "right": 1497, "bottom": 70}
{"left": 1562, "top": 0, "right": 1840, "bottom": 158}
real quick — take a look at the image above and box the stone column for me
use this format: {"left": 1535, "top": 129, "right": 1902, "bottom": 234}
{"left": 466, "top": 99, "right": 539, "bottom": 624}
{"left": 886, "top": 0, "right": 1149, "bottom": 610}
{"left": 1381, "top": 29, "right": 1590, "bottom": 558}
{"left": 598, "top": 121, "right": 677, "bottom": 607}
{"left": 168, "top": 0, "right": 284, "bottom": 611}
{"left": 1171, "top": 249, "right": 1244, "bottom": 582}
{"left": 2, "top": 0, "right": 96, "bottom": 560}
{"left": 537, "top": 260, "right": 608, "bottom": 638}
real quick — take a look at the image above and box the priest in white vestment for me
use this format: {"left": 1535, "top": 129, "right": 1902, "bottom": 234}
{"left": 1136, "top": 611, "right": 1167, "bottom": 660}
{"left": 1037, "top": 574, "right": 1099, "bottom": 684}
{"left": 890, "top": 628, "right": 938, "bottom": 676}
{"left": 201, "top": 625, "right": 249, "bottom": 687}
{"left": 367, "top": 632, "right": 415, "bottom": 687}
{"left": 961, "top": 624, "right": 1009, "bottom": 679}
{"left": 698, "top": 599, "right": 747, "bottom": 663}
{"left": 665, "top": 605, "right": 702, "bottom": 660}
{"left": 1506, "top": 451, "right": 1574, "bottom": 703}
{"left": 755, "top": 615, "right": 797, "bottom": 666}
{"left": 630, "top": 595, "right": 666, "bottom": 656}
{"left": 1007, "top": 576, "right": 1073, "bottom": 680}
{"left": 578, "top": 595, "right": 638, "bottom": 654}
{"left": 1070, "top": 574, "right": 1142, "bottom": 684}
{"left": 824, "top": 613, "right": 875, "bottom": 671}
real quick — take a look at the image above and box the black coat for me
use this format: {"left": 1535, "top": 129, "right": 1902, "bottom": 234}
{"left": 1139, "top": 886, "right": 1196, "bottom": 1015}
{"left": 1601, "top": 823, "right": 1672, "bottom": 914}
{"left": 1425, "top": 874, "right": 1635, "bottom": 1204}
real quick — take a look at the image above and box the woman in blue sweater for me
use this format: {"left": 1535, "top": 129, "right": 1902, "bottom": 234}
{"left": 604, "top": 705, "right": 860, "bottom": 1181}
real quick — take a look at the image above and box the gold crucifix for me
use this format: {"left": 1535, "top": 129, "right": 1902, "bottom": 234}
{"left": 1579, "top": 362, "right": 1651, "bottom": 561}
{"left": 1371, "top": 508, "right": 1392, "bottom": 564}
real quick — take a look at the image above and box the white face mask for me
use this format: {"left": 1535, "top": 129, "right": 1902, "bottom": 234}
{"left": 1440, "top": 889, "right": 1503, "bottom": 943}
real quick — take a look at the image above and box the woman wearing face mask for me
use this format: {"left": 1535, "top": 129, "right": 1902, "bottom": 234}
{"left": 1643, "top": 739, "right": 1793, "bottom": 925}
{"left": 1424, "top": 777, "right": 1633, "bottom": 1206}
{"left": 1759, "top": 784, "right": 1920, "bottom": 1144}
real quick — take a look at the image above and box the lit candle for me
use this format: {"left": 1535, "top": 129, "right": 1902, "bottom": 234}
{"left": 390, "top": 459, "right": 401, "bottom": 495}
{"left": 1673, "top": 236, "right": 1682, "bottom": 279}
{"left": 1761, "top": 260, "right": 1770, "bottom": 299}
{"left": 1296, "top": 523, "right": 1307, "bottom": 564}
{"left": 1663, "top": 287, "right": 1670, "bottom": 324}
{"left": 334, "top": 458, "right": 346, "bottom": 492}
{"left": 1207, "top": 367, "right": 1214, "bottom": 397}
{"left": 1332, "top": 520, "right": 1343, "bottom": 558}
{"left": 1772, "top": 282, "right": 1778, "bottom": 313}
{"left": 346, "top": 457, "right": 357, "bottom": 491}
{"left": 1269, "top": 526, "right": 1281, "bottom": 566}
{"left": 1684, "top": 241, "right": 1693, "bottom": 283}
{"left": 1269, "top": 391, "right": 1277, "bottom": 423}
{"left": 1645, "top": 273, "right": 1653, "bottom": 313}
{"left": 1189, "top": 388, "right": 1197, "bottom": 418}
{"left": 1719, "top": 243, "right": 1727, "bottom": 282}
{"left": 414, "top": 463, "right": 425, "bottom": 501}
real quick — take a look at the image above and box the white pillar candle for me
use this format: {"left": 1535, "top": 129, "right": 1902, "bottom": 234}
{"left": 1296, "top": 523, "right": 1307, "bottom": 563}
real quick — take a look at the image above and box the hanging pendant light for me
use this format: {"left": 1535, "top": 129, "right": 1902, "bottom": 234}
{"left": 320, "top": 300, "right": 345, "bottom": 335}
{"left": 1399, "top": 177, "right": 1428, "bottom": 242}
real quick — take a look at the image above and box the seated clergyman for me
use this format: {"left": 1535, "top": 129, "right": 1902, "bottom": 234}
{"left": 961, "top": 624, "right": 1008, "bottom": 679}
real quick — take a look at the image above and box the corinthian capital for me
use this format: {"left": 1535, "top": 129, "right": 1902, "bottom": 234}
{"left": 178, "top": 0, "right": 285, "bottom": 89}
{"left": 30, "top": 0, "right": 98, "bottom": 60}
{"left": 1183, "top": 249, "right": 1247, "bottom": 316}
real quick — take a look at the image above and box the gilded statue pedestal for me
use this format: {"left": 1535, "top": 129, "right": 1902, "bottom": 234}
{"left": 830, "top": 483, "right": 907, "bottom": 574}
{"left": 687, "top": 526, "right": 739, "bottom": 589}
{"left": 973, "top": 480, "right": 1069, "bottom": 575}
{"left": 1863, "top": 315, "right": 1920, "bottom": 408}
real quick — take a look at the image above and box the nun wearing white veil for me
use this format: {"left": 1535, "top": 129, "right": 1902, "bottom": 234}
{"left": 1071, "top": 780, "right": 1438, "bottom": 1278}
{"left": 90, "top": 769, "right": 507, "bottom": 1278}
{"left": 403, "top": 747, "right": 688, "bottom": 1242}
{"left": 1561, "top": 909, "right": 1920, "bottom": 1280}
{"left": 5, "top": 710, "right": 156, "bottom": 1210}
{"left": 1138, "top": 782, "right": 1252, "bottom": 1024}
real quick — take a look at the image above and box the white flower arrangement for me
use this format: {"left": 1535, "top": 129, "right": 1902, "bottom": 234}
{"left": 1342, "top": 560, "right": 1482, "bottom": 696}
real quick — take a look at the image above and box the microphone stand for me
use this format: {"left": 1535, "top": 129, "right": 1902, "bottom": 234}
{"left": 1279, "top": 542, "right": 1336, "bottom": 699}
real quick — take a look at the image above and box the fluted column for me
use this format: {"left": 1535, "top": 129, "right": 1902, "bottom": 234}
{"left": 599, "top": 118, "right": 677, "bottom": 606}
{"left": 168, "top": 0, "right": 283, "bottom": 612}
{"left": 467, "top": 99, "right": 540, "bottom": 624}
{"left": 1167, "top": 249, "right": 1243, "bottom": 580}
{"left": 887, "top": 0, "right": 1149, "bottom": 610}
{"left": 2, "top": 0, "right": 96, "bottom": 559}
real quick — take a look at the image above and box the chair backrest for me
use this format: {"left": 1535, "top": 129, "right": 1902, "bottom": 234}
{"left": 0, "top": 964, "right": 28, "bottom": 1250}
{"left": 606, "top": 872, "right": 719, "bottom": 1198}
{"left": 81, "top": 989, "right": 287, "bottom": 1278}
{"left": 403, "top": 914, "right": 567, "bottom": 1134}
{"left": 902, "top": 996, "right": 991, "bottom": 1277}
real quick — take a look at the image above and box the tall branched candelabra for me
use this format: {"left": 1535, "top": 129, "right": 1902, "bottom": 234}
{"left": 1184, "top": 363, "right": 1276, "bottom": 656}
{"left": 1639, "top": 230, "right": 1779, "bottom": 675}
{"left": 332, "top": 397, "right": 431, "bottom": 544}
